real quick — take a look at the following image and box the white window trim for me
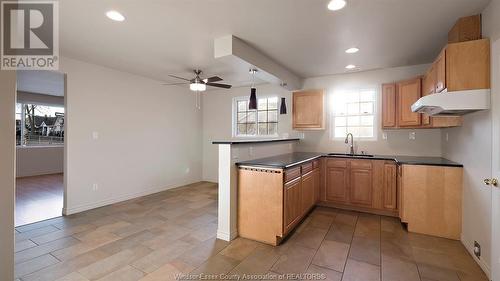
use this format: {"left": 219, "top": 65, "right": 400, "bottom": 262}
{"left": 232, "top": 95, "right": 280, "bottom": 138}
{"left": 329, "top": 87, "right": 379, "bottom": 141}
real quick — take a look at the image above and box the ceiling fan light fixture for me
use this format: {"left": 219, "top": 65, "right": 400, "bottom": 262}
{"left": 190, "top": 82, "right": 206, "bottom": 92}
{"left": 345, "top": 47, "right": 359, "bottom": 54}
{"left": 328, "top": 0, "right": 346, "bottom": 11}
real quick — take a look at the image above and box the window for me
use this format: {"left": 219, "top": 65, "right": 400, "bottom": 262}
{"left": 235, "top": 97, "right": 278, "bottom": 137}
{"left": 16, "top": 103, "right": 65, "bottom": 146}
{"left": 331, "top": 88, "right": 377, "bottom": 139}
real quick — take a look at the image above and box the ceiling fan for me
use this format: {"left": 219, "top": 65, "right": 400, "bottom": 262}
{"left": 163, "top": 69, "right": 232, "bottom": 92}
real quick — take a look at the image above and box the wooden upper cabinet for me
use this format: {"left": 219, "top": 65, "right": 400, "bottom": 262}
{"left": 448, "top": 15, "right": 482, "bottom": 43}
{"left": 435, "top": 49, "right": 446, "bottom": 93}
{"left": 382, "top": 83, "right": 397, "bottom": 128}
{"left": 446, "top": 39, "right": 490, "bottom": 91}
{"left": 383, "top": 163, "right": 397, "bottom": 210}
{"left": 397, "top": 77, "right": 422, "bottom": 127}
{"left": 292, "top": 89, "right": 325, "bottom": 130}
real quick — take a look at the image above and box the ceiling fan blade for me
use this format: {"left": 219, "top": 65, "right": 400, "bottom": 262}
{"left": 203, "top": 76, "right": 223, "bottom": 83}
{"left": 168, "top": 74, "right": 191, "bottom": 81}
{"left": 206, "top": 82, "right": 232, "bottom": 89}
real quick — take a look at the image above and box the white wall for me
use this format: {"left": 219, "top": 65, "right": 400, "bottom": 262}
{"left": 16, "top": 147, "right": 64, "bottom": 177}
{"left": 202, "top": 84, "right": 295, "bottom": 182}
{"left": 61, "top": 57, "right": 203, "bottom": 214}
{"left": 440, "top": 2, "right": 500, "bottom": 276}
{"left": 299, "top": 64, "right": 442, "bottom": 156}
{"left": 0, "top": 70, "right": 16, "bottom": 281}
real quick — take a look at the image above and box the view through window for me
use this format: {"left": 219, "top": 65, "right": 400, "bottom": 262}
{"left": 16, "top": 103, "right": 65, "bottom": 146}
{"left": 235, "top": 97, "right": 278, "bottom": 136}
{"left": 331, "top": 88, "right": 376, "bottom": 139}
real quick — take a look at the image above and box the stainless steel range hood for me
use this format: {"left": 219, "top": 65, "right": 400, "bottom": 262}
{"left": 411, "top": 89, "right": 490, "bottom": 116}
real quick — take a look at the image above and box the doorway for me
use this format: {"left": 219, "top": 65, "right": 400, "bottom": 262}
{"left": 15, "top": 70, "right": 66, "bottom": 226}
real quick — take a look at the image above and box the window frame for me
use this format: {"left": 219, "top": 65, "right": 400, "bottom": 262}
{"left": 232, "top": 95, "right": 279, "bottom": 138}
{"left": 329, "top": 87, "right": 379, "bottom": 141}
{"left": 16, "top": 102, "right": 65, "bottom": 147}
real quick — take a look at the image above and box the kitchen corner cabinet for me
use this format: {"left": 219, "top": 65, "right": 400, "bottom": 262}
{"left": 320, "top": 158, "right": 398, "bottom": 216}
{"left": 399, "top": 164, "right": 463, "bottom": 240}
{"left": 238, "top": 159, "right": 320, "bottom": 245}
{"left": 292, "top": 89, "right": 325, "bottom": 130}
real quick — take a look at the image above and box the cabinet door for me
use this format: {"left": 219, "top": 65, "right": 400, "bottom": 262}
{"left": 292, "top": 90, "right": 325, "bottom": 130}
{"left": 382, "top": 83, "right": 397, "bottom": 128}
{"left": 383, "top": 163, "right": 397, "bottom": 210}
{"left": 435, "top": 49, "right": 446, "bottom": 93}
{"left": 313, "top": 169, "right": 320, "bottom": 203}
{"left": 422, "top": 66, "right": 436, "bottom": 126}
{"left": 284, "top": 178, "right": 301, "bottom": 233}
{"left": 301, "top": 171, "right": 315, "bottom": 215}
{"left": 397, "top": 77, "right": 422, "bottom": 127}
{"left": 349, "top": 160, "right": 373, "bottom": 206}
{"left": 326, "top": 167, "right": 349, "bottom": 203}
{"left": 446, "top": 39, "right": 490, "bottom": 91}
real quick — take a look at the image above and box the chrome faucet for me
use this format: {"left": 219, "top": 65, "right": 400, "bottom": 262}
{"left": 345, "top": 133, "right": 355, "bottom": 155}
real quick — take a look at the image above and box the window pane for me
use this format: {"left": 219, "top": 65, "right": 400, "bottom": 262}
{"left": 247, "top": 111, "right": 256, "bottom": 123}
{"left": 23, "top": 104, "right": 65, "bottom": 146}
{"left": 358, "top": 127, "right": 374, "bottom": 138}
{"left": 360, "top": 102, "right": 373, "bottom": 114}
{"left": 335, "top": 117, "right": 347, "bottom": 126}
{"left": 258, "top": 123, "right": 267, "bottom": 135}
{"left": 237, "top": 113, "right": 247, "bottom": 124}
{"left": 268, "top": 97, "right": 278, "bottom": 110}
{"left": 360, "top": 116, "right": 374, "bottom": 126}
{"left": 247, "top": 123, "right": 257, "bottom": 135}
{"left": 268, "top": 123, "right": 278, "bottom": 135}
{"left": 335, "top": 127, "right": 347, "bottom": 138}
{"left": 238, "top": 124, "right": 247, "bottom": 135}
{"left": 347, "top": 103, "right": 359, "bottom": 115}
{"left": 258, "top": 99, "right": 267, "bottom": 110}
{"left": 238, "top": 101, "right": 247, "bottom": 112}
{"left": 347, "top": 116, "right": 360, "bottom": 126}
{"left": 360, "top": 90, "right": 375, "bottom": 102}
{"left": 349, "top": 127, "right": 360, "bottom": 137}
{"left": 258, "top": 111, "right": 268, "bottom": 122}
{"left": 268, "top": 110, "right": 278, "bottom": 122}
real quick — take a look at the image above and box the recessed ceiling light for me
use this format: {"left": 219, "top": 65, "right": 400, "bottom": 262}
{"left": 345, "top": 64, "right": 356, "bottom": 69}
{"left": 106, "top": 10, "right": 125, "bottom": 22}
{"left": 345, "top": 47, "right": 359, "bottom": 54}
{"left": 328, "top": 0, "right": 346, "bottom": 11}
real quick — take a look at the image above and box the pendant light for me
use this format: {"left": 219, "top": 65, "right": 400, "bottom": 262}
{"left": 280, "top": 98, "right": 287, "bottom": 114}
{"left": 249, "top": 69, "right": 258, "bottom": 110}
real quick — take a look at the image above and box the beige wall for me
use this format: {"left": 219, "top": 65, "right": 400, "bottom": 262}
{"left": 298, "top": 64, "right": 442, "bottom": 156}
{"left": 61, "top": 56, "right": 203, "bottom": 214}
{"left": 440, "top": 2, "right": 500, "bottom": 276}
{"left": 0, "top": 71, "right": 16, "bottom": 280}
{"left": 16, "top": 147, "right": 64, "bottom": 177}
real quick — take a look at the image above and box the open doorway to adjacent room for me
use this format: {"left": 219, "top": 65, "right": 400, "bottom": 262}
{"left": 15, "top": 70, "right": 66, "bottom": 227}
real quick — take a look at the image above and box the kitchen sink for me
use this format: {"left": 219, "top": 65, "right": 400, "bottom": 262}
{"left": 327, "top": 153, "right": 375, "bottom": 158}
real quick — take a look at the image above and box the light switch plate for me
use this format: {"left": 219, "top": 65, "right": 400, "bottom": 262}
{"left": 92, "top": 131, "right": 99, "bottom": 140}
{"left": 409, "top": 132, "right": 416, "bottom": 140}
{"left": 446, "top": 133, "right": 449, "bottom": 142}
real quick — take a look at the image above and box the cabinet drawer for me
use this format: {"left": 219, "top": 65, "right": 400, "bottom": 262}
{"left": 327, "top": 159, "right": 348, "bottom": 168}
{"left": 350, "top": 159, "right": 372, "bottom": 169}
{"left": 301, "top": 162, "right": 313, "bottom": 174}
{"left": 284, "top": 166, "right": 301, "bottom": 183}
{"left": 312, "top": 160, "right": 320, "bottom": 169}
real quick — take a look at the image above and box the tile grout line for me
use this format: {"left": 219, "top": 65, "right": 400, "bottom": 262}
{"left": 340, "top": 213, "right": 359, "bottom": 280}
{"left": 305, "top": 211, "right": 337, "bottom": 274}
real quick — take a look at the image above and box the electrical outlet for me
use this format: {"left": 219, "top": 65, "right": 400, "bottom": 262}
{"left": 446, "top": 133, "right": 449, "bottom": 142}
{"left": 474, "top": 241, "right": 481, "bottom": 259}
{"left": 409, "top": 132, "right": 416, "bottom": 140}
{"left": 92, "top": 183, "right": 98, "bottom": 191}
{"left": 382, "top": 132, "right": 388, "bottom": 140}
{"left": 92, "top": 131, "right": 99, "bottom": 140}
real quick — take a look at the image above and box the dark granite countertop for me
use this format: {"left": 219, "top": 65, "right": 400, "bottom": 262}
{"left": 212, "top": 138, "right": 300, "bottom": 145}
{"left": 236, "top": 152, "right": 323, "bottom": 168}
{"left": 236, "top": 152, "right": 463, "bottom": 168}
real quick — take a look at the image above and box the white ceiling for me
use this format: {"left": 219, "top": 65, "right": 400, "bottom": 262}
{"left": 58, "top": 0, "right": 490, "bottom": 86}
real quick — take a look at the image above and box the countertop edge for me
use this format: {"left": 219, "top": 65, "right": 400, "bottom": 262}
{"left": 212, "top": 138, "right": 300, "bottom": 145}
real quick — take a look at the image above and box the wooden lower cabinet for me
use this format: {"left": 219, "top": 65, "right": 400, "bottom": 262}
{"left": 321, "top": 158, "right": 397, "bottom": 216}
{"left": 284, "top": 178, "right": 302, "bottom": 234}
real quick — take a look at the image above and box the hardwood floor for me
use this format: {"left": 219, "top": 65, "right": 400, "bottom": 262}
{"left": 14, "top": 181, "right": 487, "bottom": 281}
{"left": 16, "top": 174, "right": 64, "bottom": 227}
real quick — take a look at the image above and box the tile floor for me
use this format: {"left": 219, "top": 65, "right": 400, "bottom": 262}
{"left": 14, "top": 181, "right": 488, "bottom": 281}
{"left": 16, "top": 173, "right": 64, "bottom": 226}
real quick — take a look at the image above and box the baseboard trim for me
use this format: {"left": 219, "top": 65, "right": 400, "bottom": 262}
{"left": 217, "top": 228, "right": 238, "bottom": 241}
{"left": 64, "top": 180, "right": 201, "bottom": 215}
{"left": 461, "top": 234, "right": 491, "bottom": 279}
